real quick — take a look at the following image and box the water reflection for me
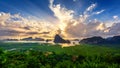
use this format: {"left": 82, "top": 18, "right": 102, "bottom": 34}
{"left": 4, "top": 40, "right": 79, "bottom": 47}
{"left": 59, "top": 41, "right": 79, "bottom": 48}
{"left": 60, "top": 43, "right": 75, "bottom": 48}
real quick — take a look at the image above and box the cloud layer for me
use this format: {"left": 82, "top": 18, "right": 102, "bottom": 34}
{"left": 0, "top": 12, "right": 56, "bottom": 39}
{"left": 49, "top": 0, "right": 120, "bottom": 38}
{"left": 0, "top": 0, "right": 120, "bottom": 39}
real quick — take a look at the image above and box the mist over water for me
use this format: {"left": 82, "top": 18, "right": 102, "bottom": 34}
{"left": 3, "top": 40, "right": 80, "bottom": 47}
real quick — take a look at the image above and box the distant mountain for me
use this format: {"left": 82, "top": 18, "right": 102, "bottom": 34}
{"left": 54, "top": 34, "right": 70, "bottom": 43}
{"left": 106, "top": 36, "right": 120, "bottom": 44}
{"left": 80, "top": 35, "right": 120, "bottom": 45}
{"left": 21, "top": 37, "right": 44, "bottom": 41}
{"left": 80, "top": 36, "right": 105, "bottom": 44}
{"left": 2, "top": 39, "right": 19, "bottom": 41}
{"left": 0, "top": 37, "right": 45, "bottom": 41}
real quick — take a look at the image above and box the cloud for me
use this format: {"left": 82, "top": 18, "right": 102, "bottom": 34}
{"left": 49, "top": 0, "right": 75, "bottom": 34}
{"left": 0, "top": 0, "right": 120, "bottom": 39}
{"left": 49, "top": 0, "right": 74, "bottom": 22}
{"left": 93, "top": 10, "right": 105, "bottom": 15}
{"left": 49, "top": 0, "right": 120, "bottom": 38}
{"left": 107, "top": 23, "right": 120, "bottom": 35}
{"left": 86, "top": 4, "right": 96, "bottom": 12}
{"left": 0, "top": 12, "right": 57, "bottom": 39}
{"left": 113, "top": 15, "right": 119, "bottom": 20}
{"left": 64, "top": 20, "right": 107, "bottom": 38}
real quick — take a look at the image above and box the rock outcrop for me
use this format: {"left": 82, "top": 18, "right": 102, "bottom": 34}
{"left": 54, "top": 34, "right": 70, "bottom": 43}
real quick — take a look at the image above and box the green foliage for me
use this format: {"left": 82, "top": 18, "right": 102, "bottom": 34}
{"left": 0, "top": 43, "right": 120, "bottom": 68}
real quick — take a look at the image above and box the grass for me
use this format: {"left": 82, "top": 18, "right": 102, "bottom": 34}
{"left": 0, "top": 42, "right": 120, "bottom": 56}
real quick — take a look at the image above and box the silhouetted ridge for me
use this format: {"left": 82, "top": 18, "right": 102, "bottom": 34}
{"left": 21, "top": 37, "right": 44, "bottom": 41}
{"left": 80, "top": 35, "right": 120, "bottom": 45}
{"left": 106, "top": 36, "right": 120, "bottom": 44}
{"left": 80, "top": 36, "right": 105, "bottom": 44}
{"left": 54, "top": 34, "right": 70, "bottom": 43}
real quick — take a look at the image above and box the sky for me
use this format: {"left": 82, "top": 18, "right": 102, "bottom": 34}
{"left": 0, "top": 0, "right": 120, "bottom": 20}
{"left": 0, "top": 0, "right": 120, "bottom": 39}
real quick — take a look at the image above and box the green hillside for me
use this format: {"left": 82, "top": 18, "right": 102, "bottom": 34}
{"left": 0, "top": 43, "right": 120, "bottom": 68}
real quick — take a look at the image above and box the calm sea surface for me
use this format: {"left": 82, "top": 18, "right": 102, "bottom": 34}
{"left": 3, "top": 40, "right": 80, "bottom": 47}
